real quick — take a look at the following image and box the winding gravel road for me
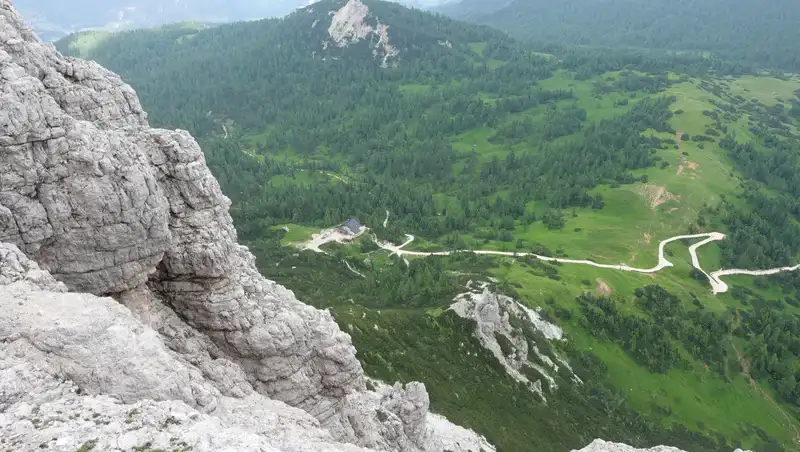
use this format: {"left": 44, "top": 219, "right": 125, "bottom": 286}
{"left": 376, "top": 232, "right": 799, "bottom": 294}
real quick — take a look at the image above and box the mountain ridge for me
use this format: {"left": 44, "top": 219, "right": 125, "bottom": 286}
{"left": 437, "top": 0, "right": 800, "bottom": 71}
{"left": 13, "top": 0, "right": 305, "bottom": 40}
{"left": 13, "top": 0, "right": 454, "bottom": 41}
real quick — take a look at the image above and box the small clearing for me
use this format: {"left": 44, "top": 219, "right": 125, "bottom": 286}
{"left": 344, "top": 260, "right": 365, "bottom": 278}
{"left": 595, "top": 279, "right": 613, "bottom": 296}
{"left": 325, "top": 172, "right": 349, "bottom": 184}
{"left": 301, "top": 225, "right": 365, "bottom": 253}
{"left": 637, "top": 184, "right": 679, "bottom": 210}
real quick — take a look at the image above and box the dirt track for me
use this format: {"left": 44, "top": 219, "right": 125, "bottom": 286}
{"left": 376, "top": 232, "right": 799, "bottom": 295}
{"left": 301, "top": 222, "right": 799, "bottom": 295}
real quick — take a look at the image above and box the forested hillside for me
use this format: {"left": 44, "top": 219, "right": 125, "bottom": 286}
{"left": 437, "top": 0, "right": 800, "bottom": 72}
{"left": 58, "top": 0, "right": 800, "bottom": 450}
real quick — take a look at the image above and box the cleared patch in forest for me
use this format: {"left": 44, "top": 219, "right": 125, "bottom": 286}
{"left": 637, "top": 184, "right": 680, "bottom": 210}
{"left": 728, "top": 75, "right": 800, "bottom": 106}
{"left": 275, "top": 224, "right": 320, "bottom": 246}
{"left": 595, "top": 278, "right": 613, "bottom": 296}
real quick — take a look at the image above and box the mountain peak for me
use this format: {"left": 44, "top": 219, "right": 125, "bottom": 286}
{"left": 327, "top": 0, "right": 372, "bottom": 46}
{"left": 326, "top": 0, "right": 400, "bottom": 66}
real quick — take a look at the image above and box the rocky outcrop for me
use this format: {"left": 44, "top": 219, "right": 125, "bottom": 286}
{"left": 573, "top": 439, "right": 752, "bottom": 452}
{"left": 449, "top": 285, "right": 581, "bottom": 402}
{"left": 0, "top": 245, "right": 369, "bottom": 451}
{"left": 0, "top": 2, "right": 492, "bottom": 451}
{"left": 328, "top": 0, "right": 373, "bottom": 47}
{"left": 327, "top": 0, "right": 400, "bottom": 67}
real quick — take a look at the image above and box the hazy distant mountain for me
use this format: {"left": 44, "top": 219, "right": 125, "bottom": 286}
{"left": 437, "top": 0, "right": 800, "bottom": 71}
{"left": 14, "top": 0, "right": 304, "bottom": 40}
{"left": 432, "top": 0, "right": 509, "bottom": 19}
{"left": 16, "top": 0, "right": 451, "bottom": 41}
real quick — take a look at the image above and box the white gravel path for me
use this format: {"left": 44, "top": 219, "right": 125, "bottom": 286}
{"left": 375, "top": 231, "right": 799, "bottom": 294}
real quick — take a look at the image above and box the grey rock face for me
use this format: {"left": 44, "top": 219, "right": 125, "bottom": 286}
{"left": 0, "top": 2, "right": 494, "bottom": 451}
{"left": 1, "top": 1, "right": 167, "bottom": 294}
{"left": 140, "top": 126, "right": 366, "bottom": 421}
{"left": 449, "top": 287, "right": 580, "bottom": 403}
{"left": 0, "top": 242, "right": 64, "bottom": 291}
{"left": 0, "top": 280, "right": 218, "bottom": 410}
{"left": 0, "top": 257, "right": 372, "bottom": 451}
{"left": 1, "top": 0, "right": 361, "bottom": 414}
{"left": 0, "top": 207, "right": 490, "bottom": 452}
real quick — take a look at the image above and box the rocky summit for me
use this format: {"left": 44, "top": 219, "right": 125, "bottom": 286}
{"left": 0, "top": 1, "right": 757, "bottom": 452}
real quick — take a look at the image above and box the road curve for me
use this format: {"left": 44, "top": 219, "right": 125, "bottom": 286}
{"left": 375, "top": 232, "right": 798, "bottom": 294}
{"left": 710, "top": 265, "right": 800, "bottom": 294}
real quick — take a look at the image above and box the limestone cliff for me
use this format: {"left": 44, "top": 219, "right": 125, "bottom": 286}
{"left": 324, "top": 0, "right": 400, "bottom": 67}
{"left": 0, "top": 1, "right": 493, "bottom": 450}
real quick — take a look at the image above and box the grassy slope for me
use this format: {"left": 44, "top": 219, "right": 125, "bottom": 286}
{"left": 729, "top": 75, "right": 800, "bottom": 106}
{"left": 487, "top": 74, "right": 800, "bottom": 447}
{"left": 57, "top": 30, "right": 112, "bottom": 58}
{"left": 440, "top": 72, "right": 743, "bottom": 268}
{"left": 274, "top": 224, "right": 319, "bottom": 246}
{"left": 274, "top": 70, "right": 800, "bottom": 449}
{"left": 56, "top": 23, "right": 211, "bottom": 58}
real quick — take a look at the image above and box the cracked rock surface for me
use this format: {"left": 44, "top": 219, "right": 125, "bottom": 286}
{"left": 0, "top": 1, "right": 494, "bottom": 451}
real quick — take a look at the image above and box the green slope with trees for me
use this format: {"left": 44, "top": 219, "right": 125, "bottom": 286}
{"left": 57, "top": 1, "right": 800, "bottom": 450}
